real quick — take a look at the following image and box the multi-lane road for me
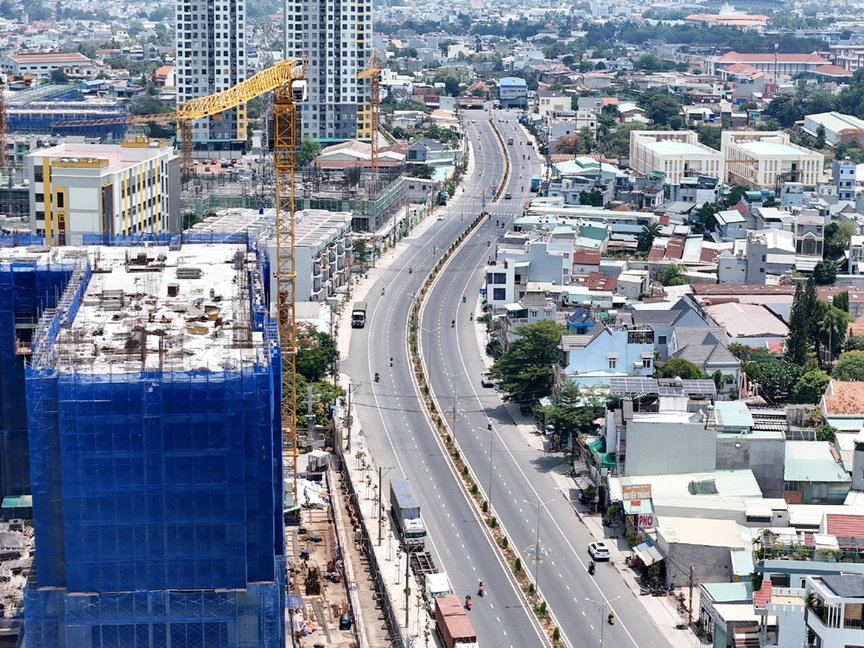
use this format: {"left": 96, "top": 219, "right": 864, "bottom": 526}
{"left": 345, "top": 108, "right": 672, "bottom": 648}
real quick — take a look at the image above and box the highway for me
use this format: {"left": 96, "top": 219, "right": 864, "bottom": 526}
{"left": 418, "top": 111, "right": 675, "bottom": 648}
{"left": 343, "top": 111, "right": 547, "bottom": 648}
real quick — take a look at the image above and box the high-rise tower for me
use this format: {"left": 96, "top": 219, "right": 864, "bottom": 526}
{"left": 175, "top": 0, "right": 248, "bottom": 155}
{"left": 284, "top": 0, "right": 372, "bottom": 143}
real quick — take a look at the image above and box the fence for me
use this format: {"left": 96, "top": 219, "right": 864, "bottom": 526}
{"left": 341, "top": 460, "right": 405, "bottom": 648}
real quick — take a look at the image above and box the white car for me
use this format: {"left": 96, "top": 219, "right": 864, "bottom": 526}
{"left": 588, "top": 541, "right": 611, "bottom": 561}
{"left": 480, "top": 372, "right": 495, "bottom": 388}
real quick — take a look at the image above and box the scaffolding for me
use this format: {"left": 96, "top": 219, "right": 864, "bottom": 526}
{"left": 23, "top": 239, "right": 285, "bottom": 648}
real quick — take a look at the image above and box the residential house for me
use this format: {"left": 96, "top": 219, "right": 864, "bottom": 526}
{"left": 794, "top": 211, "right": 825, "bottom": 272}
{"left": 566, "top": 307, "right": 597, "bottom": 334}
{"left": 805, "top": 574, "right": 864, "bottom": 647}
{"left": 630, "top": 297, "right": 712, "bottom": 359}
{"left": 783, "top": 441, "right": 851, "bottom": 505}
{"left": 667, "top": 326, "right": 742, "bottom": 390}
{"left": 714, "top": 209, "right": 748, "bottom": 241}
{"left": 833, "top": 157, "right": 858, "bottom": 201}
{"left": 406, "top": 137, "right": 443, "bottom": 163}
{"left": 554, "top": 324, "right": 655, "bottom": 387}
{"left": 698, "top": 583, "right": 760, "bottom": 648}
{"left": 850, "top": 236, "right": 864, "bottom": 274}
{"left": 717, "top": 229, "right": 797, "bottom": 284}
{"left": 656, "top": 517, "right": 751, "bottom": 586}
{"left": 536, "top": 91, "right": 572, "bottom": 119}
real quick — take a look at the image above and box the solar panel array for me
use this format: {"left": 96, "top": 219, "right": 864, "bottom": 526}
{"left": 609, "top": 377, "right": 717, "bottom": 397}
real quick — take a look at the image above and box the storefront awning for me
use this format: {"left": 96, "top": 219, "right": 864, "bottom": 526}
{"left": 634, "top": 542, "right": 663, "bottom": 567}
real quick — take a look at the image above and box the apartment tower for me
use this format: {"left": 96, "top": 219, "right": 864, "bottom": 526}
{"left": 175, "top": 0, "right": 248, "bottom": 155}
{"left": 284, "top": 0, "right": 373, "bottom": 142}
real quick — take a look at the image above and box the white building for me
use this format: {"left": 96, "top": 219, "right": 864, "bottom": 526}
{"left": 285, "top": 0, "right": 372, "bottom": 141}
{"left": 27, "top": 137, "right": 181, "bottom": 245}
{"left": 805, "top": 574, "right": 864, "bottom": 647}
{"left": 629, "top": 131, "right": 724, "bottom": 185}
{"left": 175, "top": 0, "right": 247, "bottom": 152}
{"left": 803, "top": 112, "right": 864, "bottom": 147}
{"left": 0, "top": 52, "right": 94, "bottom": 78}
{"left": 720, "top": 131, "right": 823, "bottom": 189}
{"left": 536, "top": 91, "right": 572, "bottom": 119}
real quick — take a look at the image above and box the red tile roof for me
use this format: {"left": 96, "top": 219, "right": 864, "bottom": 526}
{"left": 9, "top": 52, "right": 91, "bottom": 63}
{"left": 572, "top": 249, "right": 601, "bottom": 266}
{"left": 825, "top": 514, "right": 864, "bottom": 543}
{"left": 753, "top": 580, "right": 772, "bottom": 609}
{"left": 812, "top": 64, "right": 853, "bottom": 77}
{"left": 823, "top": 381, "right": 864, "bottom": 416}
{"left": 718, "top": 52, "right": 829, "bottom": 65}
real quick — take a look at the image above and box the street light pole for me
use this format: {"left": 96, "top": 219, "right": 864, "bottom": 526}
{"left": 443, "top": 369, "right": 466, "bottom": 441}
{"left": 524, "top": 497, "right": 554, "bottom": 603}
{"left": 585, "top": 596, "right": 621, "bottom": 648}
{"left": 487, "top": 423, "right": 495, "bottom": 511}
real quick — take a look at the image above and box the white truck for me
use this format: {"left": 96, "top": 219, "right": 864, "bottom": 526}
{"left": 390, "top": 479, "right": 426, "bottom": 551}
{"left": 425, "top": 572, "right": 453, "bottom": 611}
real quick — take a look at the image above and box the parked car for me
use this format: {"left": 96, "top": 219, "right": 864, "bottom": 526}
{"left": 480, "top": 372, "right": 495, "bottom": 388}
{"left": 204, "top": 166, "right": 211, "bottom": 172}
{"left": 588, "top": 541, "right": 610, "bottom": 561}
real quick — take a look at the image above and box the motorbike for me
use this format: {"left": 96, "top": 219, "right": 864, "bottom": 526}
{"left": 465, "top": 596, "right": 472, "bottom": 610}
{"left": 462, "top": 295, "right": 466, "bottom": 303}
{"left": 608, "top": 613, "right": 615, "bottom": 625}
{"left": 478, "top": 585, "right": 484, "bottom": 597}
{"left": 451, "top": 320, "right": 455, "bottom": 328}
{"left": 374, "top": 373, "right": 380, "bottom": 383}
{"left": 469, "top": 314, "right": 473, "bottom": 321}
{"left": 381, "top": 288, "right": 385, "bottom": 296}
{"left": 588, "top": 561, "right": 595, "bottom": 576}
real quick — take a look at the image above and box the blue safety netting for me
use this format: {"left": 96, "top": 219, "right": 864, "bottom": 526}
{"left": 0, "top": 259, "right": 75, "bottom": 503}
{"left": 22, "top": 242, "right": 284, "bottom": 648}
{"left": 24, "top": 582, "right": 283, "bottom": 648}
{"left": 80, "top": 232, "right": 252, "bottom": 248}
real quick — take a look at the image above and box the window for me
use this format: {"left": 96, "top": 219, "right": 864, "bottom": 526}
{"left": 34, "top": 193, "right": 43, "bottom": 202}
{"left": 530, "top": 309, "right": 538, "bottom": 318}
{"left": 658, "top": 335, "right": 667, "bottom": 345}
{"left": 493, "top": 273, "right": 506, "bottom": 284}
{"left": 493, "top": 288, "right": 505, "bottom": 300}
{"left": 608, "top": 358, "right": 617, "bottom": 369}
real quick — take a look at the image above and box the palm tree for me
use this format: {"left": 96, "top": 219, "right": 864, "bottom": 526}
{"left": 820, "top": 307, "right": 850, "bottom": 364}
{"left": 636, "top": 223, "right": 662, "bottom": 253}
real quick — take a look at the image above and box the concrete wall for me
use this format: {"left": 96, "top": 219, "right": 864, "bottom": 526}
{"left": 625, "top": 418, "right": 716, "bottom": 476}
{"left": 854, "top": 449, "right": 864, "bottom": 492}
{"left": 657, "top": 541, "right": 734, "bottom": 585}
{"left": 716, "top": 435, "right": 785, "bottom": 498}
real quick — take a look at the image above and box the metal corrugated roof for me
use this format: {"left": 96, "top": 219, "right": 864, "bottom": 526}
{"left": 715, "top": 402, "right": 755, "bottom": 429}
{"left": 784, "top": 441, "right": 852, "bottom": 484}
{"left": 703, "top": 581, "right": 753, "bottom": 603}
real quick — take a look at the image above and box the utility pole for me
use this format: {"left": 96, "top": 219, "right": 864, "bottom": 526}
{"left": 377, "top": 466, "right": 394, "bottom": 546}
{"left": 688, "top": 564, "right": 695, "bottom": 624}
{"left": 404, "top": 550, "right": 411, "bottom": 628}
{"left": 346, "top": 383, "right": 352, "bottom": 453}
{"left": 487, "top": 423, "right": 495, "bottom": 512}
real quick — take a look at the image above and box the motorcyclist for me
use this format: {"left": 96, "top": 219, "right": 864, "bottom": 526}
{"left": 465, "top": 595, "right": 472, "bottom": 609}
{"left": 451, "top": 319, "right": 455, "bottom": 328}
{"left": 374, "top": 373, "right": 380, "bottom": 382}
{"left": 469, "top": 313, "right": 473, "bottom": 321}
{"left": 389, "top": 357, "right": 393, "bottom": 367}
{"left": 588, "top": 560, "right": 595, "bottom": 574}
{"left": 381, "top": 287, "right": 385, "bottom": 296}
{"left": 478, "top": 580, "right": 484, "bottom": 595}
{"left": 462, "top": 295, "right": 466, "bottom": 303}
{"left": 608, "top": 610, "right": 615, "bottom": 624}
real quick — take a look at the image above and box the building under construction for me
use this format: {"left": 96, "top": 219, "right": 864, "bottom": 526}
{"left": 20, "top": 236, "right": 285, "bottom": 648}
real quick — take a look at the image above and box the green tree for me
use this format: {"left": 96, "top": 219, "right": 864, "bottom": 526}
{"left": 813, "top": 259, "right": 837, "bottom": 285}
{"left": 696, "top": 125, "right": 722, "bottom": 150}
{"left": 297, "top": 135, "right": 321, "bottom": 168}
{"left": 834, "top": 291, "right": 850, "bottom": 313}
{"left": 757, "top": 360, "right": 803, "bottom": 402}
{"left": 295, "top": 323, "right": 338, "bottom": 382}
{"left": 833, "top": 350, "right": 864, "bottom": 381}
{"left": 792, "top": 369, "right": 831, "bottom": 404}
{"left": 661, "top": 264, "right": 687, "bottom": 286}
{"left": 129, "top": 95, "right": 172, "bottom": 115}
{"left": 49, "top": 68, "right": 69, "bottom": 84}
{"left": 128, "top": 19, "right": 144, "bottom": 37}
{"left": 725, "top": 185, "right": 751, "bottom": 206}
{"left": 638, "top": 89, "right": 682, "bottom": 126}
{"left": 655, "top": 357, "right": 702, "bottom": 380}
{"left": 182, "top": 212, "right": 202, "bottom": 229}
{"left": 490, "top": 320, "right": 566, "bottom": 403}
{"left": 408, "top": 164, "right": 434, "bottom": 179}
{"left": 819, "top": 306, "right": 851, "bottom": 356}
{"left": 846, "top": 335, "right": 864, "bottom": 352}
{"left": 636, "top": 222, "right": 661, "bottom": 252}
{"left": 579, "top": 190, "right": 604, "bottom": 206}
{"left": 535, "top": 381, "right": 610, "bottom": 447}
{"left": 295, "top": 374, "right": 345, "bottom": 427}
{"left": 353, "top": 238, "right": 368, "bottom": 268}
{"left": 815, "top": 124, "right": 826, "bottom": 149}
{"left": 785, "top": 283, "right": 814, "bottom": 365}
{"left": 696, "top": 202, "right": 723, "bottom": 231}
{"left": 824, "top": 220, "right": 856, "bottom": 259}
{"left": 815, "top": 424, "right": 837, "bottom": 443}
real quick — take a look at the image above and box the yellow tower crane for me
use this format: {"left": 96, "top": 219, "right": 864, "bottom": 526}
{"left": 50, "top": 60, "right": 308, "bottom": 503}
{"left": 50, "top": 60, "right": 305, "bottom": 181}
{"left": 357, "top": 51, "right": 382, "bottom": 179}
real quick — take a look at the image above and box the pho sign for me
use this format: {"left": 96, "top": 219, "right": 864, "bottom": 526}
{"left": 638, "top": 513, "right": 655, "bottom": 530}
{"left": 622, "top": 484, "right": 652, "bottom": 501}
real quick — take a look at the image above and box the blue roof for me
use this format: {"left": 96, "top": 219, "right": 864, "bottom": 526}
{"left": 567, "top": 307, "right": 594, "bottom": 324}
{"left": 499, "top": 77, "right": 527, "bottom": 87}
